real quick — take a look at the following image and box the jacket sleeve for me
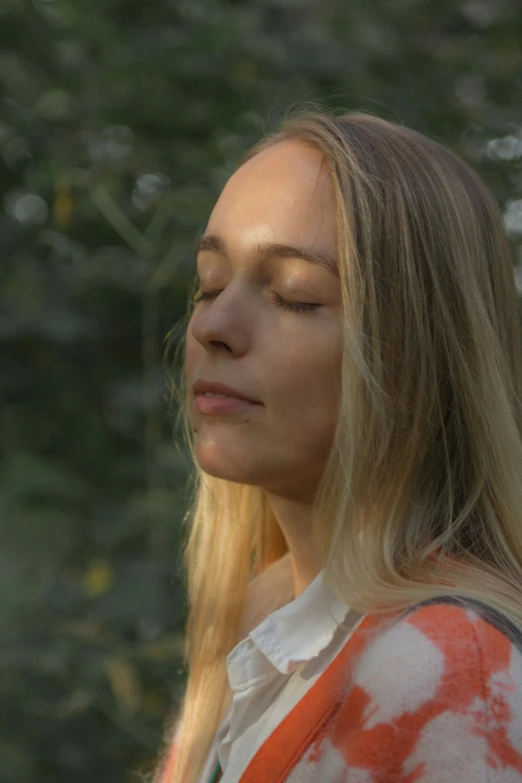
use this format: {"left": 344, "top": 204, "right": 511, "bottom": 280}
{"left": 316, "top": 603, "right": 522, "bottom": 782}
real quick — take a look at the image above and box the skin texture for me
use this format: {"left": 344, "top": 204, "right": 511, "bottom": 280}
{"left": 185, "top": 139, "right": 343, "bottom": 597}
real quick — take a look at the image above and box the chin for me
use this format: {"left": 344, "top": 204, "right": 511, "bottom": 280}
{"left": 194, "top": 448, "right": 259, "bottom": 485}
{"left": 199, "top": 465, "right": 262, "bottom": 487}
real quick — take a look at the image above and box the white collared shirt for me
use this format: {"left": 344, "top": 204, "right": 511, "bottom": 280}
{"left": 197, "top": 553, "right": 361, "bottom": 783}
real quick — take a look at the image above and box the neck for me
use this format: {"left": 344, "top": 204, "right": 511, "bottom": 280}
{"left": 265, "top": 492, "right": 323, "bottom": 598}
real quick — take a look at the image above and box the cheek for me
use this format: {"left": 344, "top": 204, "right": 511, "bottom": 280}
{"left": 273, "top": 336, "right": 342, "bottom": 409}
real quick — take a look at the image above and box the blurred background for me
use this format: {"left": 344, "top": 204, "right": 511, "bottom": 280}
{"left": 1, "top": 0, "right": 522, "bottom": 780}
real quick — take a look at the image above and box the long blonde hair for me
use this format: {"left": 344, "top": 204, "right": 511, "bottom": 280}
{"left": 154, "top": 108, "right": 522, "bottom": 783}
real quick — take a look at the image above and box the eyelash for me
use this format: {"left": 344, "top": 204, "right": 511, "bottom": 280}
{"left": 192, "top": 289, "right": 320, "bottom": 315}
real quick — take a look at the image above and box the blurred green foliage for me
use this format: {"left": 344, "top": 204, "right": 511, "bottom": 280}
{"left": 1, "top": 0, "right": 522, "bottom": 780}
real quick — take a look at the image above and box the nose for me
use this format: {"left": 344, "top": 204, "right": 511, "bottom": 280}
{"left": 189, "top": 293, "right": 250, "bottom": 357}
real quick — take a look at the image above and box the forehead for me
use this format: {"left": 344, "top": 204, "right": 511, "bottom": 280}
{"left": 205, "top": 140, "right": 337, "bottom": 256}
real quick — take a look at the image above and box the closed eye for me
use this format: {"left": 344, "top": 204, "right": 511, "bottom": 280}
{"left": 192, "top": 289, "right": 320, "bottom": 315}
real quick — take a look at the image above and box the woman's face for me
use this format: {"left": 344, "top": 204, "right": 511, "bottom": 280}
{"left": 185, "top": 139, "right": 343, "bottom": 501}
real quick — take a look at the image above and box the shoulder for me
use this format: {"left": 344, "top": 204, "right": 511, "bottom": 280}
{"left": 352, "top": 600, "right": 522, "bottom": 708}
{"left": 325, "top": 601, "right": 522, "bottom": 781}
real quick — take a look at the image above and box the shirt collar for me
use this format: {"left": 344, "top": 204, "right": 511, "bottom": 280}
{"left": 227, "top": 553, "right": 351, "bottom": 683}
{"left": 249, "top": 567, "right": 350, "bottom": 674}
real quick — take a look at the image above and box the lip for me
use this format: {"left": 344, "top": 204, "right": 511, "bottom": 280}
{"left": 193, "top": 395, "right": 262, "bottom": 416}
{"left": 192, "top": 379, "right": 262, "bottom": 404}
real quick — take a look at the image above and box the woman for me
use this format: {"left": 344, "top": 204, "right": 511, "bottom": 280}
{"left": 155, "top": 108, "right": 522, "bottom": 783}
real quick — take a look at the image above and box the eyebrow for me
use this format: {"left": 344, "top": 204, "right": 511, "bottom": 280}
{"left": 194, "top": 233, "right": 339, "bottom": 276}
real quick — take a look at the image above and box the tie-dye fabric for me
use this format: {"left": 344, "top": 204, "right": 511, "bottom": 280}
{"left": 162, "top": 601, "right": 522, "bottom": 782}
{"left": 232, "top": 602, "right": 522, "bottom": 782}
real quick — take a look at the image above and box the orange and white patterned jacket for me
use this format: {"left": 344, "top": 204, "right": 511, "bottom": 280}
{"left": 163, "top": 599, "right": 522, "bottom": 782}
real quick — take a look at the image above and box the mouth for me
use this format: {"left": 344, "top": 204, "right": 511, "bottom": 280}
{"left": 192, "top": 379, "right": 262, "bottom": 405}
{"left": 193, "top": 393, "right": 263, "bottom": 416}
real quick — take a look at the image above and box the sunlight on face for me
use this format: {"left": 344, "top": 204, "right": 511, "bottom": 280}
{"left": 185, "top": 139, "right": 343, "bottom": 501}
